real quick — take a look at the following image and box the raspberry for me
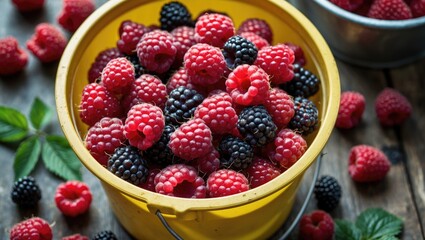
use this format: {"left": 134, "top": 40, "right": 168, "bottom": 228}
{"left": 183, "top": 43, "right": 227, "bottom": 86}
{"left": 280, "top": 64, "right": 320, "bottom": 98}
{"left": 117, "top": 20, "right": 147, "bottom": 55}
{"left": 62, "top": 234, "right": 89, "bottom": 240}
{"left": 237, "top": 105, "right": 277, "bottom": 147}
{"left": 236, "top": 18, "right": 273, "bottom": 43}
{"left": 244, "top": 157, "right": 281, "bottom": 188}
{"left": 79, "top": 83, "right": 122, "bottom": 126}
{"left": 0, "top": 37, "right": 28, "bottom": 75}
{"left": 367, "top": 0, "right": 413, "bottom": 20}
{"left": 299, "top": 210, "right": 334, "bottom": 240}
{"left": 289, "top": 97, "right": 319, "bottom": 135}
{"left": 154, "top": 164, "right": 206, "bottom": 198}
{"left": 57, "top": 0, "right": 95, "bottom": 32}
{"left": 26, "top": 23, "right": 67, "bottom": 63}
{"left": 314, "top": 175, "right": 342, "bottom": 212}
{"left": 218, "top": 136, "right": 254, "bottom": 170}
{"left": 267, "top": 128, "right": 308, "bottom": 170}
{"left": 195, "top": 13, "right": 235, "bottom": 48}
{"left": 375, "top": 88, "right": 412, "bottom": 126}
{"left": 88, "top": 48, "right": 123, "bottom": 83}
{"left": 100, "top": 57, "right": 135, "bottom": 95}
{"left": 169, "top": 118, "right": 213, "bottom": 160}
{"left": 124, "top": 103, "right": 165, "bottom": 150}
{"left": 239, "top": 32, "right": 269, "bottom": 50}
{"left": 195, "top": 9, "right": 231, "bottom": 21}
{"left": 144, "top": 125, "right": 179, "bottom": 167}
{"left": 223, "top": 35, "right": 258, "bottom": 69}
{"left": 54, "top": 181, "right": 92, "bottom": 217}
{"left": 171, "top": 26, "right": 196, "bottom": 67}
{"left": 336, "top": 91, "right": 365, "bottom": 129}
{"left": 284, "top": 42, "right": 307, "bottom": 66}
{"left": 191, "top": 148, "right": 220, "bottom": 176}
{"left": 11, "top": 0, "right": 44, "bottom": 12}
{"left": 166, "top": 68, "right": 200, "bottom": 94}
{"left": 225, "top": 64, "right": 270, "bottom": 106}
{"left": 9, "top": 217, "right": 52, "bottom": 240}
{"left": 254, "top": 44, "right": 295, "bottom": 85}
{"left": 125, "top": 54, "right": 145, "bottom": 78}
{"left": 159, "top": 1, "right": 194, "bottom": 32}
{"left": 207, "top": 169, "right": 250, "bottom": 197}
{"left": 139, "top": 168, "right": 161, "bottom": 192}
{"left": 263, "top": 88, "right": 295, "bottom": 129}
{"left": 11, "top": 176, "right": 41, "bottom": 207}
{"left": 348, "top": 145, "right": 391, "bottom": 182}
{"left": 411, "top": 0, "right": 425, "bottom": 17}
{"left": 92, "top": 230, "right": 118, "bottom": 240}
{"left": 330, "top": 0, "right": 365, "bottom": 12}
{"left": 108, "top": 145, "right": 149, "bottom": 185}
{"left": 136, "top": 30, "right": 177, "bottom": 74}
{"left": 164, "top": 86, "right": 204, "bottom": 125}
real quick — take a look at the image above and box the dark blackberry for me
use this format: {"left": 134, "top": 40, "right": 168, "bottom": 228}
{"left": 218, "top": 136, "right": 254, "bottom": 170}
{"left": 107, "top": 145, "right": 149, "bottom": 185}
{"left": 289, "top": 97, "right": 319, "bottom": 135}
{"left": 223, "top": 35, "right": 258, "bottom": 69}
{"left": 159, "top": 1, "right": 194, "bottom": 32}
{"left": 144, "top": 125, "right": 180, "bottom": 166}
{"left": 125, "top": 54, "right": 145, "bottom": 78}
{"left": 280, "top": 64, "right": 320, "bottom": 98}
{"left": 314, "top": 175, "right": 342, "bottom": 212}
{"left": 237, "top": 105, "right": 277, "bottom": 147}
{"left": 164, "top": 86, "right": 204, "bottom": 125}
{"left": 92, "top": 230, "right": 118, "bottom": 240}
{"left": 11, "top": 176, "right": 41, "bottom": 207}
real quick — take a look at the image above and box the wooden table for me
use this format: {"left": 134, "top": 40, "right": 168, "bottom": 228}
{"left": 1, "top": 1, "right": 424, "bottom": 239}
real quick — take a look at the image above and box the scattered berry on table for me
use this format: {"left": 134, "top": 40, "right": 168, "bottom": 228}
{"left": 244, "top": 157, "right": 281, "bottom": 188}
{"left": 144, "top": 125, "right": 178, "bottom": 167}
{"left": 125, "top": 54, "right": 145, "bottom": 78}
{"left": 375, "top": 88, "right": 412, "bottom": 127}
{"left": 298, "top": 210, "right": 334, "bottom": 240}
{"left": 159, "top": 1, "right": 194, "bottom": 32}
{"left": 54, "top": 181, "right": 93, "bottom": 217}
{"left": 314, "top": 175, "right": 342, "bottom": 212}
{"left": 222, "top": 35, "right": 258, "bottom": 69}
{"left": 191, "top": 148, "right": 221, "bottom": 176}
{"left": 367, "top": 0, "right": 413, "bottom": 20}
{"left": 62, "top": 233, "right": 89, "bottom": 240}
{"left": 330, "top": 0, "right": 365, "bottom": 12}
{"left": 218, "top": 135, "right": 254, "bottom": 170}
{"left": 26, "top": 23, "right": 67, "bottom": 63}
{"left": 284, "top": 42, "right": 307, "bottom": 66}
{"left": 164, "top": 86, "right": 204, "bottom": 125}
{"left": 57, "top": 0, "right": 95, "bottom": 32}
{"left": 92, "top": 230, "right": 118, "bottom": 240}
{"left": 207, "top": 169, "right": 250, "bottom": 197}
{"left": 166, "top": 67, "right": 200, "bottom": 94}
{"left": 289, "top": 96, "right": 319, "bottom": 135}
{"left": 336, "top": 91, "right": 365, "bottom": 129}
{"left": 195, "top": 13, "right": 235, "bottom": 48}
{"left": 139, "top": 167, "right": 161, "bottom": 192}
{"left": 348, "top": 144, "right": 391, "bottom": 182}
{"left": 88, "top": 48, "right": 123, "bottom": 83}
{"left": 410, "top": 0, "right": 425, "bottom": 17}
{"left": 11, "top": 176, "right": 41, "bottom": 207}
{"left": 9, "top": 217, "right": 52, "bottom": 240}
{"left": 11, "top": 0, "right": 44, "bottom": 12}
{"left": 239, "top": 32, "right": 269, "bottom": 51}
{"left": 280, "top": 64, "right": 319, "bottom": 98}
{"left": 263, "top": 88, "right": 295, "bottom": 129}
{"left": 117, "top": 20, "right": 147, "bottom": 55}
{"left": 108, "top": 145, "right": 149, "bottom": 185}
{"left": 171, "top": 26, "right": 196, "bottom": 67}
{"left": 236, "top": 18, "right": 273, "bottom": 44}
{"left": 0, "top": 36, "right": 28, "bottom": 75}
{"left": 100, "top": 57, "right": 135, "bottom": 95}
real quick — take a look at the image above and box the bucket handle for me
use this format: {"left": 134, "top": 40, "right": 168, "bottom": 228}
{"left": 156, "top": 153, "right": 324, "bottom": 240}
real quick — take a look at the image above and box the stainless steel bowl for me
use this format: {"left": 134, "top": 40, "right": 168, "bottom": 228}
{"left": 289, "top": 0, "right": 425, "bottom": 68}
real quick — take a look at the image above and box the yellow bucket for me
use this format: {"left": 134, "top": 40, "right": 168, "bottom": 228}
{"left": 55, "top": 0, "right": 340, "bottom": 239}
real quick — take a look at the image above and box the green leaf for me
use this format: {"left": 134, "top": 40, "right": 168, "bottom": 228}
{"left": 42, "top": 135, "right": 82, "bottom": 181}
{"left": 13, "top": 136, "right": 41, "bottom": 180}
{"left": 355, "top": 208, "right": 403, "bottom": 239}
{"left": 335, "top": 219, "right": 362, "bottom": 240}
{"left": 0, "top": 106, "right": 28, "bottom": 142}
{"left": 29, "top": 97, "right": 52, "bottom": 130}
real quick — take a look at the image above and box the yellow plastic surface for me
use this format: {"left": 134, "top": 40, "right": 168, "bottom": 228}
{"left": 55, "top": 0, "right": 340, "bottom": 239}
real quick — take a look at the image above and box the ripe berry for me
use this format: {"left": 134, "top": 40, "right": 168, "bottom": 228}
{"left": 0, "top": 37, "right": 28, "bottom": 75}
{"left": 411, "top": 0, "right": 425, "bottom": 17}
{"left": 263, "top": 88, "right": 295, "bottom": 129}
{"left": 11, "top": 0, "right": 45, "bottom": 12}
{"left": 117, "top": 20, "right": 147, "bottom": 55}
{"left": 54, "top": 181, "right": 93, "bottom": 217}
{"left": 62, "top": 234, "right": 89, "bottom": 240}
{"left": 92, "top": 230, "right": 118, "bottom": 240}
{"left": 285, "top": 42, "right": 307, "bottom": 66}
{"left": 289, "top": 97, "right": 319, "bottom": 135}
{"left": 195, "top": 13, "right": 235, "bottom": 48}
{"left": 236, "top": 18, "right": 273, "bottom": 44}
{"left": 57, "top": 0, "right": 95, "bottom": 32}
{"left": 239, "top": 32, "right": 269, "bottom": 50}
{"left": 207, "top": 169, "right": 250, "bottom": 197}
{"left": 348, "top": 145, "right": 391, "bottom": 182}
{"left": 164, "top": 86, "right": 204, "bottom": 125}
{"left": 299, "top": 210, "right": 334, "bottom": 240}
{"left": 330, "top": 0, "right": 364, "bottom": 12}
{"left": 9, "top": 217, "right": 52, "bottom": 240}
{"left": 125, "top": 54, "right": 145, "bottom": 79}
{"left": 26, "top": 23, "right": 67, "bottom": 63}
{"left": 218, "top": 136, "right": 254, "bottom": 170}
{"left": 171, "top": 26, "right": 196, "bottom": 67}
{"left": 336, "top": 91, "right": 365, "bottom": 129}
{"left": 159, "top": 1, "right": 194, "bottom": 31}
{"left": 314, "top": 175, "right": 342, "bottom": 212}
{"left": 191, "top": 148, "right": 221, "bottom": 176}
{"left": 375, "top": 88, "right": 412, "bottom": 127}
{"left": 144, "top": 125, "right": 179, "bottom": 167}
{"left": 280, "top": 64, "right": 320, "bottom": 98}
{"left": 244, "top": 157, "right": 281, "bottom": 188}
{"left": 367, "top": 0, "right": 413, "bottom": 20}
{"left": 139, "top": 168, "right": 161, "bottom": 192}
{"left": 88, "top": 48, "right": 123, "bottom": 83}
{"left": 101, "top": 57, "right": 135, "bottom": 95}
{"left": 11, "top": 176, "right": 41, "bottom": 207}
{"left": 166, "top": 68, "right": 200, "bottom": 94}
{"left": 108, "top": 145, "right": 149, "bottom": 185}
{"left": 222, "top": 35, "right": 258, "bottom": 69}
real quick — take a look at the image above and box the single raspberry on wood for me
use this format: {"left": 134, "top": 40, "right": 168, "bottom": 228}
{"left": 299, "top": 210, "right": 334, "bottom": 240}
{"left": 236, "top": 18, "right": 273, "bottom": 44}
{"left": 11, "top": 0, "right": 45, "bottom": 12}
{"left": 0, "top": 37, "right": 28, "bottom": 75}
{"left": 244, "top": 157, "right": 281, "bottom": 188}
{"left": 54, "top": 181, "right": 92, "bottom": 217}
{"left": 88, "top": 48, "right": 123, "bottom": 83}
{"left": 367, "top": 0, "right": 413, "bottom": 20}
{"left": 101, "top": 57, "right": 135, "bottom": 95}
{"left": 239, "top": 32, "right": 269, "bottom": 50}
{"left": 9, "top": 217, "right": 52, "bottom": 240}
{"left": 117, "top": 20, "right": 147, "bottom": 55}
{"left": 207, "top": 169, "right": 250, "bottom": 197}
{"left": 336, "top": 91, "right": 365, "bottom": 129}
{"left": 57, "top": 0, "right": 95, "bottom": 32}
{"left": 11, "top": 176, "right": 42, "bottom": 207}
{"left": 263, "top": 88, "right": 295, "bottom": 129}
{"left": 375, "top": 88, "right": 412, "bottom": 127}
{"left": 195, "top": 13, "right": 235, "bottom": 48}
{"left": 348, "top": 144, "right": 391, "bottom": 182}
{"left": 26, "top": 23, "right": 67, "bottom": 63}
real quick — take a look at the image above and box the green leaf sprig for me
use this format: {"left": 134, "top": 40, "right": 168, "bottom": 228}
{"left": 0, "top": 97, "right": 82, "bottom": 181}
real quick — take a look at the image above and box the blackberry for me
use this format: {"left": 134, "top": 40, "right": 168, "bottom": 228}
{"left": 223, "top": 35, "right": 258, "bottom": 69}
{"left": 159, "top": 1, "right": 194, "bottom": 32}
{"left": 164, "top": 86, "right": 204, "bottom": 125}
{"left": 280, "top": 64, "right": 320, "bottom": 98}
{"left": 218, "top": 136, "right": 254, "bottom": 170}
{"left": 125, "top": 54, "right": 145, "bottom": 78}
{"left": 237, "top": 105, "right": 277, "bottom": 147}
{"left": 92, "top": 230, "right": 118, "bottom": 240}
{"left": 314, "top": 175, "right": 342, "bottom": 212}
{"left": 289, "top": 97, "right": 319, "bottom": 135}
{"left": 11, "top": 176, "right": 41, "bottom": 207}
{"left": 107, "top": 145, "right": 149, "bottom": 185}
{"left": 144, "top": 125, "right": 180, "bottom": 166}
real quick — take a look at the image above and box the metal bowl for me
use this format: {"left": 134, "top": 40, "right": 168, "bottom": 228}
{"left": 289, "top": 0, "right": 425, "bottom": 68}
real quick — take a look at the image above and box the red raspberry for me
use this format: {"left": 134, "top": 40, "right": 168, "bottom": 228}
{"left": 136, "top": 30, "right": 177, "bottom": 74}
{"left": 225, "top": 64, "right": 270, "bottom": 106}
{"left": 101, "top": 57, "right": 135, "bottom": 95}
{"left": 299, "top": 210, "right": 334, "bottom": 240}
{"left": 11, "top": 0, "right": 44, "bottom": 12}
{"left": 236, "top": 18, "right": 273, "bottom": 44}
{"left": 208, "top": 89, "right": 233, "bottom": 102}
{"left": 85, "top": 117, "right": 125, "bottom": 166}
{"left": 57, "top": 0, "right": 95, "bottom": 32}
{"left": 166, "top": 68, "right": 201, "bottom": 94}
{"left": 367, "top": 0, "right": 413, "bottom": 20}
{"left": 79, "top": 83, "right": 122, "bottom": 126}
{"left": 124, "top": 103, "right": 165, "bottom": 150}
{"left": 26, "top": 23, "right": 67, "bottom": 63}
{"left": 411, "top": 0, "right": 425, "bottom": 17}
{"left": 117, "top": 20, "right": 147, "bottom": 55}
{"left": 245, "top": 157, "right": 281, "bottom": 188}
{"left": 54, "top": 181, "right": 93, "bottom": 217}
{"left": 207, "top": 169, "right": 250, "bottom": 197}
{"left": 330, "top": 0, "right": 365, "bottom": 11}
{"left": 263, "top": 88, "right": 295, "bottom": 129}
{"left": 154, "top": 164, "right": 206, "bottom": 198}
{"left": 169, "top": 119, "right": 213, "bottom": 160}
{"left": 336, "top": 91, "right": 366, "bottom": 129}
{"left": 284, "top": 42, "right": 307, "bottom": 66}
{"left": 0, "top": 37, "right": 28, "bottom": 75}
{"left": 184, "top": 43, "right": 227, "bottom": 86}
{"left": 139, "top": 168, "right": 161, "bottom": 192}
{"left": 9, "top": 217, "right": 52, "bottom": 240}
{"left": 171, "top": 26, "right": 196, "bottom": 67}
{"left": 191, "top": 148, "right": 220, "bottom": 176}
{"left": 121, "top": 74, "right": 168, "bottom": 111}
{"left": 239, "top": 32, "right": 269, "bottom": 50}
{"left": 88, "top": 47, "right": 123, "bottom": 83}
{"left": 348, "top": 145, "right": 391, "bottom": 182}
{"left": 254, "top": 44, "right": 295, "bottom": 85}
{"left": 195, "top": 13, "right": 235, "bottom": 48}
{"left": 62, "top": 234, "right": 89, "bottom": 240}
{"left": 375, "top": 88, "right": 412, "bottom": 126}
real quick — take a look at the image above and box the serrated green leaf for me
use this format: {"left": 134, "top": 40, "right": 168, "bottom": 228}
{"left": 335, "top": 219, "right": 362, "bottom": 240}
{"left": 13, "top": 136, "right": 41, "bottom": 180}
{"left": 377, "top": 236, "right": 399, "bottom": 240}
{"left": 355, "top": 208, "right": 403, "bottom": 239}
{"left": 29, "top": 97, "right": 52, "bottom": 130}
{"left": 42, "top": 135, "right": 82, "bottom": 181}
{"left": 0, "top": 106, "right": 28, "bottom": 142}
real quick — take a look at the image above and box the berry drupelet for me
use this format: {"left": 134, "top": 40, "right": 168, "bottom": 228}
{"left": 164, "top": 86, "right": 204, "bottom": 125}
{"left": 314, "top": 175, "right": 342, "bottom": 212}
{"left": 11, "top": 176, "right": 41, "bottom": 207}
{"left": 280, "top": 64, "right": 320, "bottom": 98}
{"left": 159, "top": 1, "right": 194, "bottom": 31}
{"left": 218, "top": 136, "right": 254, "bottom": 170}
{"left": 289, "top": 97, "right": 319, "bottom": 135}
{"left": 222, "top": 35, "right": 258, "bottom": 69}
